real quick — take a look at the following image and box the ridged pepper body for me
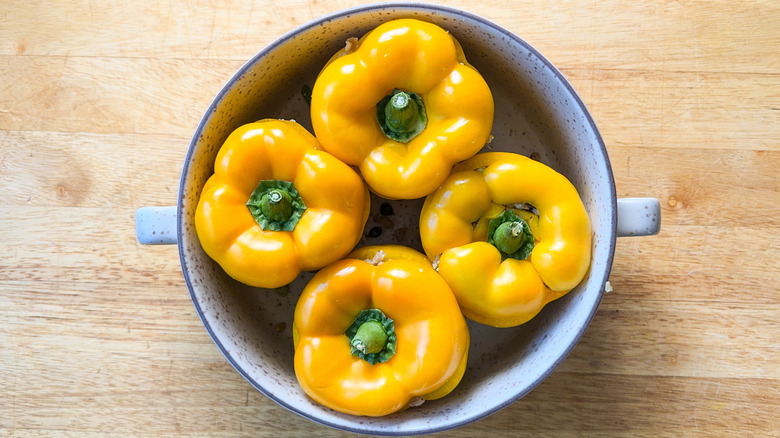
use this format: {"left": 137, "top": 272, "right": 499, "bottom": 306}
{"left": 292, "top": 245, "right": 470, "bottom": 416}
{"left": 310, "top": 18, "right": 494, "bottom": 199}
{"left": 419, "top": 152, "right": 592, "bottom": 327}
{"left": 195, "top": 119, "right": 370, "bottom": 289}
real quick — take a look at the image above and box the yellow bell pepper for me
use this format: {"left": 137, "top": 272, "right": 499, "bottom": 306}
{"left": 292, "top": 245, "right": 470, "bottom": 416}
{"left": 195, "top": 119, "right": 370, "bottom": 289}
{"left": 419, "top": 152, "right": 592, "bottom": 328}
{"left": 310, "top": 18, "right": 494, "bottom": 200}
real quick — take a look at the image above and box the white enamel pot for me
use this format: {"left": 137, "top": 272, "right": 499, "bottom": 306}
{"left": 135, "top": 3, "right": 660, "bottom": 435}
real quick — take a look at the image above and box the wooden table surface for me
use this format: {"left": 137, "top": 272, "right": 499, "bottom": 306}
{"left": 2, "top": 1, "right": 778, "bottom": 436}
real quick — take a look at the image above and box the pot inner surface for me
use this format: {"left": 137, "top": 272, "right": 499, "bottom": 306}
{"left": 177, "top": 4, "right": 616, "bottom": 435}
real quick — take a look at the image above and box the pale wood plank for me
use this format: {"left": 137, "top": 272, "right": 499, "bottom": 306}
{"left": 0, "top": 130, "right": 187, "bottom": 207}
{"left": 1, "top": 1, "right": 776, "bottom": 76}
{"left": 479, "top": 372, "right": 780, "bottom": 436}
{"left": 3, "top": 131, "right": 778, "bottom": 225}
{"left": 0, "top": 0, "right": 315, "bottom": 61}
{"left": 0, "top": 207, "right": 182, "bottom": 285}
{"left": 568, "top": 69, "right": 780, "bottom": 152}
{"left": 0, "top": 56, "right": 239, "bottom": 136}
{"left": 2, "top": 54, "right": 776, "bottom": 152}
{"left": 563, "top": 299, "right": 780, "bottom": 379}
{"left": 1, "top": 0, "right": 778, "bottom": 436}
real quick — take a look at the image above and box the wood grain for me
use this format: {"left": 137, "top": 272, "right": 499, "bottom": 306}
{"left": 1, "top": 0, "right": 778, "bottom": 436}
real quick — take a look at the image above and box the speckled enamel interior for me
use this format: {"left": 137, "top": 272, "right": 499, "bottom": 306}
{"left": 177, "top": 3, "right": 617, "bottom": 435}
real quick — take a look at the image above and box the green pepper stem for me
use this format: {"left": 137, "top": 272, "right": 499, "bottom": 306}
{"left": 246, "top": 180, "right": 306, "bottom": 232}
{"left": 493, "top": 221, "right": 525, "bottom": 255}
{"left": 350, "top": 320, "right": 388, "bottom": 354}
{"left": 260, "top": 189, "right": 293, "bottom": 222}
{"left": 377, "top": 89, "right": 427, "bottom": 143}
{"left": 386, "top": 92, "right": 417, "bottom": 132}
{"left": 345, "top": 308, "right": 397, "bottom": 365}
{"left": 487, "top": 210, "right": 535, "bottom": 260}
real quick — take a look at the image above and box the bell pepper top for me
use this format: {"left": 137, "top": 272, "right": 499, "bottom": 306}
{"left": 487, "top": 209, "right": 535, "bottom": 260}
{"left": 310, "top": 18, "right": 494, "bottom": 200}
{"left": 292, "top": 245, "right": 470, "bottom": 416}
{"left": 346, "top": 308, "right": 396, "bottom": 364}
{"left": 194, "top": 119, "right": 370, "bottom": 289}
{"left": 246, "top": 180, "right": 306, "bottom": 231}
{"left": 377, "top": 89, "right": 427, "bottom": 143}
{"left": 419, "top": 152, "right": 592, "bottom": 327}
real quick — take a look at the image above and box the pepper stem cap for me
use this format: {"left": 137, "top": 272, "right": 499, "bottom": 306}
{"left": 345, "top": 309, "right": 396, "bottom": 364}
{"left": 246, "top": 180, "right": 306, "bottom": 231}
{"left": 377, "top": 89, "right": 427, "bottom": 143}
{"left": 350, "top": 320, "right": 388, "bottom": 354}
{"left": 487, "top": 209, "right": 535, "bottom": 260}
